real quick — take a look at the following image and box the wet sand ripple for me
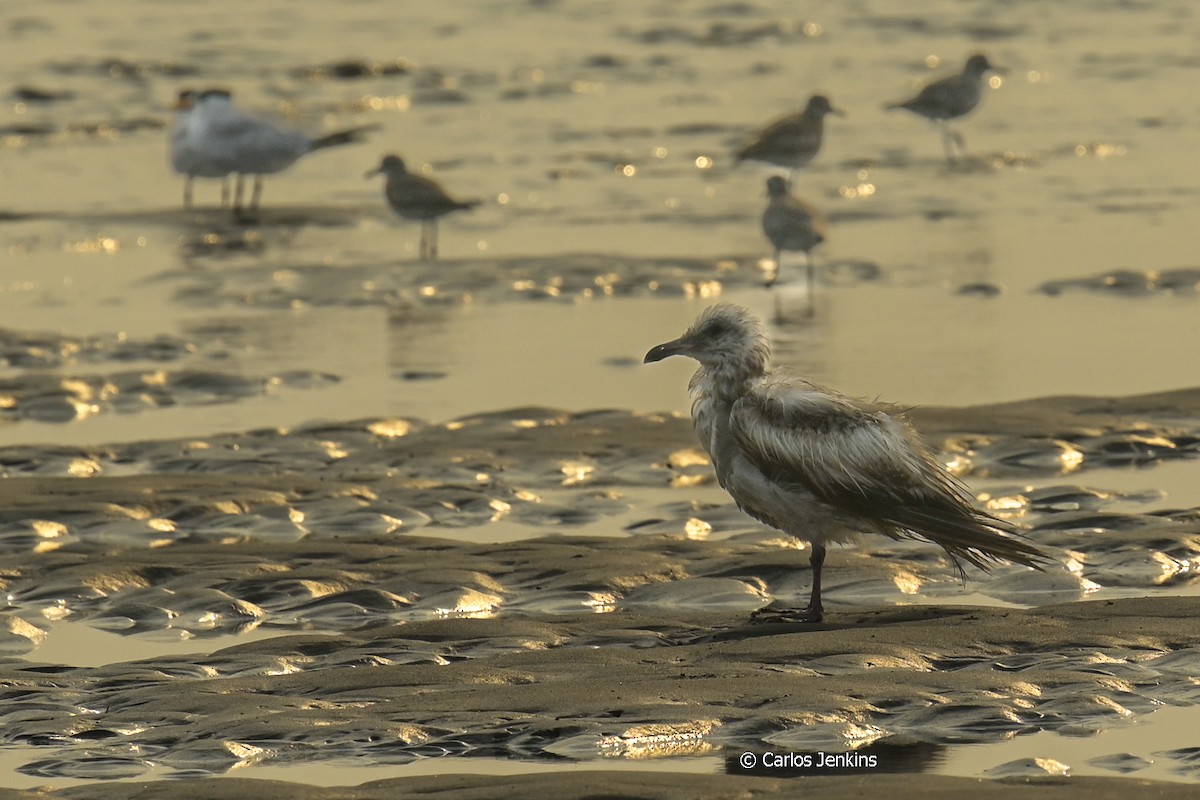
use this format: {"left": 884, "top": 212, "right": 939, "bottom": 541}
{"left": 2, "top": 600, "right": 1200, "bottom": 784}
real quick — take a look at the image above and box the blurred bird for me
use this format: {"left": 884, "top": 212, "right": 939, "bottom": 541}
{"left": 169, "top": 89, "right": 233, "bottom": 209}
{"left": 735, "top": 94, "right": 843, "bottom": 176}
{"left": 189, "top": 89, "right": 375, "bottom": 213}
{"left": 886, "top": 54, "right": 1003, "bottom": 161}
{"left": 366, "top": 154, "right": 480, "bottom": 261}
{"left": 761, "top": 175, "right": 825, "bottom": 319}
{"left": 644, "top": 304, "right": 1048, "bottom": 623}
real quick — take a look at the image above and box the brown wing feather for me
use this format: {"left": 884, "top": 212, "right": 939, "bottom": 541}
{"left": 729, "top": 379, "right": 1046, "bottom": 571}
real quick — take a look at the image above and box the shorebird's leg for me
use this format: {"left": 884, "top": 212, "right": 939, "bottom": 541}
{"left": 765, "top": 250, "right": 781, "bottom": 288}
{"left": 751, "top": 542, "right": 826, "bottom": 623}
{"left": 183, "top": 177, "right": 193, "bottom": 210}
{"left": 418, "top": 222, "right": 430, "bottom": 261}
{"left": 950, "top": 129, "right": 967, "bottom": 159}
{"left": 220, "top": 177, "right": 230, "bottom": 208}
{"left": 232, "top": 174, "right": 245, "bottom": 213}
{"left": 803, "top": 252, "right": 815, "bottom": 319}
{"left": 430, "top": 219, "right": 439, "bottom": 261}
{"left": 249, "top": 176, "right": 263, "bottom": 212}
{"left": 938, "top": 121, "right": 957, "bottom": 163}
{"left": 769, "top": 252, "right": 784, "bottom": 325}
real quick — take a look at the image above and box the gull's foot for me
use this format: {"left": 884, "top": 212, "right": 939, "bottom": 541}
{"left": 750, "top": 604, "right": 823, "bottom": 624}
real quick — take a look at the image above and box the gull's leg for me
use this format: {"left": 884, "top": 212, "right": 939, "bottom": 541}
{"left": 751, "top": 542, "right": 826, "bottom": 623}
{"left": 430, "top": 219, "right": 439, "bottom": 261}
{"left": 807, "top": 542, "right": 825, "bottom": 620}
{"left": 220, "top": 176, "right": 230, "bottom": 208}
{"left": 418, "top": 221, "right": 429, "bottom": 261}
{"left": 232, "top": 174, "right": 245, "bottom": 213}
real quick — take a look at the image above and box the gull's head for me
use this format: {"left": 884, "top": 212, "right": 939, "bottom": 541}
{"left": 806, "top": 94, "right": 845, "bottom": 118}
{"left": 365, "top": 153, "right": 407, "bottom": 179}
{"left": 644, "top": 304, "right": 770, "bottom": 375}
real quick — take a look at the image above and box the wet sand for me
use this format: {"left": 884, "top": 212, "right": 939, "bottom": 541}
{"left": 5, "top": 392, "right": 1200, "bottom": 794}
{"left": 4, "top": 596, "right": 1200, "bottom": 797}
{"left": 0, "top": 773, "right": 1194, "bottom": 800}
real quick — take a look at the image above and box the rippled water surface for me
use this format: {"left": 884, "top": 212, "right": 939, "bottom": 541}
{"left": 3, "top": 0, "right": 1200, "bottom": 793}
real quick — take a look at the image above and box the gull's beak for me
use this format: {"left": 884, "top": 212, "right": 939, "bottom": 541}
{"left": 644, "top": 338, "right": 688, "bottom": 364}
{"left": 364, "top": 165, "right": 382, "bottom": 179}
{"left": 830, "top": 107, "right": 847, "bottom": 118}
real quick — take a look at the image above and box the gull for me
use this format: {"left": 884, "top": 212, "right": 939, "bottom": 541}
{"left": 366, "top": 154, "right": 480, "bottom": 261}
{"left": 644, "top": 304, "right": 1048, "bottom": 623}
{"left": 169, "top": 89, "right": 233, "bottom": 209}
{"left": 735, "top": 94, "right": 843, "bottom": 176}
{"left": 886, "top": 54, "right": 1003, "bottom": 161}
{"left": 189, "top": 89, "right": 375, "bottom": 213}
{"left": 761, "top": 175, "right": 825, "bottom": 319}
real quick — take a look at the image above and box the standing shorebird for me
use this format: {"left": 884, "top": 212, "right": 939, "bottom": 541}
{"left": 189, "top": 89, "right": 375, "bottom": 214}
{"left": 169, "top": 89, "right": 233, "bottom": 209}
{"left": 761, "top": 176, "right": 825, "bottom": 319}
{"left": 886, "top": 54, "right": 1002, "bottom": 161}
{"left": 366, "top": 154, "right": 480, "bottom": 261}
{"left": 736, "top": 94, "right": 844, "bottom": 176}
{"left": 644, "top": 304, "right": 1047, "bottom": 623}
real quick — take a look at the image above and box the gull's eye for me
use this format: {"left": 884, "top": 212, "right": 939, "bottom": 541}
{"left": 702, "top": 319, "right": 731, "bottom": 339}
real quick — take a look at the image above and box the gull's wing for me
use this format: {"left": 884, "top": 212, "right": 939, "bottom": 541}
{"left": 729, "top": 376, "right": 1045, "bottom": 570}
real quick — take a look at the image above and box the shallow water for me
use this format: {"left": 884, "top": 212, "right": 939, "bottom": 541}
{"left": 3, "top": 0, "right": 1200, "bottom": 792}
